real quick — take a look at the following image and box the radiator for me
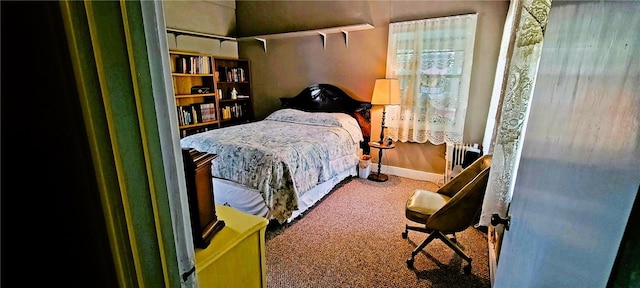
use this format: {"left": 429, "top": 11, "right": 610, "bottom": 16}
{"left": 444, "top": 143, "right": 481, "bottom": 183}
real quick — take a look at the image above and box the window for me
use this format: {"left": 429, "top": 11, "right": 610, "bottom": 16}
{"left": 385, "top": 14, "right": 478, "bottom": 144}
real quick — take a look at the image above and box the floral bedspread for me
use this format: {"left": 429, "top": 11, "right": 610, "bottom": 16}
{"left": 179, "top": 109, "right": 363, "bottom": 223}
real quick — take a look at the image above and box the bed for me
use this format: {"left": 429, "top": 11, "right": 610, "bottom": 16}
{"left": 180, "top": 84, "right": 371, "bottom": 223}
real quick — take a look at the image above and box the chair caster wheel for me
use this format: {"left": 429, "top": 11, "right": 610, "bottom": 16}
{"left": 406, "top": 258, "right": 414, "bottom": 268}
{"left": 464, "top": 265, "right": 471, "bottom": 274}
{"left": 401, "top": 231, "right": 408, "bottom": 239}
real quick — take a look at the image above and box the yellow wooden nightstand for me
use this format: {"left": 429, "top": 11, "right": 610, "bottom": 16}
{"left": 195, "top": 205, "right": 268, "bottom": 287}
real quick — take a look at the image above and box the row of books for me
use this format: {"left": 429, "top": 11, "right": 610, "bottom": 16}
{"left": 175, "top": 55, "right": 214, "bottom": 74}
{"left": 221, "top": 103, "right": 245, "bottom": 120}
{"left": 177, "top": 103, "right": 217, "bottom": 126}
{"left": 217, "top": 67, "right": 246, "bottom": 82}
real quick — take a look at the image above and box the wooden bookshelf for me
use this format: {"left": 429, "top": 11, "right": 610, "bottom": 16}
{"left": 169, "top": 50, "right": 254, "bottom": 138}
{"left": 214, "top": 58, "right": 254, "bottom": 125}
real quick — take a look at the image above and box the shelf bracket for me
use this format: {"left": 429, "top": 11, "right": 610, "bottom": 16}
{"left": 171, "top": 31, "right": 182, "bottom": 47}
{"left": 255, "top": 38, "right": 267, "bottom": 53}
{"left": 318, "top": 32, "right": 327, "bottom": 50}
{"left": 342, "top": 30, "right": 349, "bottom": 47}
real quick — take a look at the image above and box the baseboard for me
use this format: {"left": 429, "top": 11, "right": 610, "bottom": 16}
{"left": 380, "top": 164, "right": 444, "bottom": 185}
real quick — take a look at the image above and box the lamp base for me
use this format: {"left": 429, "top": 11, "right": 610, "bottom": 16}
{"left": 368, "top": 173, "right": 389, "bottom": 182}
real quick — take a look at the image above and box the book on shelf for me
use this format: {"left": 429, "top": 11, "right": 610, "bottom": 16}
{"left": 202, "top": 103, "right": 217, "bottom": 122}
{"left": 218, "top": 66, "right": 229, "bottom": 82}
{"left": 191, "top": 105, "right": 201, "bottom": 123}
{"left": 232, "top": 68, "right": 239, "bottom": 82}
{"left": 221, "top": 103, "right": 245, "bottom": 120}
{"left": 174, "top": 55, "right": 213, "bottom": 74}
{"left": 216, "top": 66, "right": 245, "bottom": 82}
{"left": 237, "top": 68, "right": 245, "bottom": 82}
{"left": 177, "top": 103, "right": 217, "bottom": 126}
{"left": 177, "top": 106, "right": 191, "bottom": 126}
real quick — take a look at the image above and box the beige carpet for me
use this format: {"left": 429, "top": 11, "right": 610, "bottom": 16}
{"left": 265, "top": 175, "right": 490, "bottom": 288}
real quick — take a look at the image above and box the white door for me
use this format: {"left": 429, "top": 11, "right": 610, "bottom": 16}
{"left": 493, "top": 2, "right": 640, "bottom": 287}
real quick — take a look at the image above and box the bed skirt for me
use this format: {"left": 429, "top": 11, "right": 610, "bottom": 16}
{"left": 212, "top": 166, "right": 357, "bottom": 223}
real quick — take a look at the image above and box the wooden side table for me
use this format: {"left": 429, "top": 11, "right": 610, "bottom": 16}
{"left": 368, "top": 141, "right": 396, "bottom": 182}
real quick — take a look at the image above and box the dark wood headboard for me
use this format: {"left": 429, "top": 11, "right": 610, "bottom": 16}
{"left": 280, "top": 84, "right": 371, "bottom": 153}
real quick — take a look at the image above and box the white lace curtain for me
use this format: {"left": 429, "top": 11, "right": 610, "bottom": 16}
{"left": 385, "top": 14, "right": 478, "bottom": 144}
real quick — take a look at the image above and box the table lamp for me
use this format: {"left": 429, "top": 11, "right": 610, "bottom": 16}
{"left": 368, "top": 78, "right": 400, "bottom": 182}
{"left": 371, "top": 78, "right": 400, "bottom": 144}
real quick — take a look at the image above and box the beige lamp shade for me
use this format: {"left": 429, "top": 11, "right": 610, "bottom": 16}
{"left": 371, "top": 78, "right": 400, "bottom": 105}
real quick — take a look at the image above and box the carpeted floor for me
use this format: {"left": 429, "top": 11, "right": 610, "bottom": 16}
{"left": 265, "top": 175, "right": 490, "bottom": 288}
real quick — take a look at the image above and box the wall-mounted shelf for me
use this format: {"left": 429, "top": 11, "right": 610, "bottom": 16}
{"left": 237, "top": 23, "right": 374, "bottom": 52}
{"left": 166, "top": 28, "right": 237, "bottom": 49}
{"left": 166, "top": 28, "right": 236, "bottom": 41}
{"left": 166, "top": 24, "right": 374, "bottom": 53}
